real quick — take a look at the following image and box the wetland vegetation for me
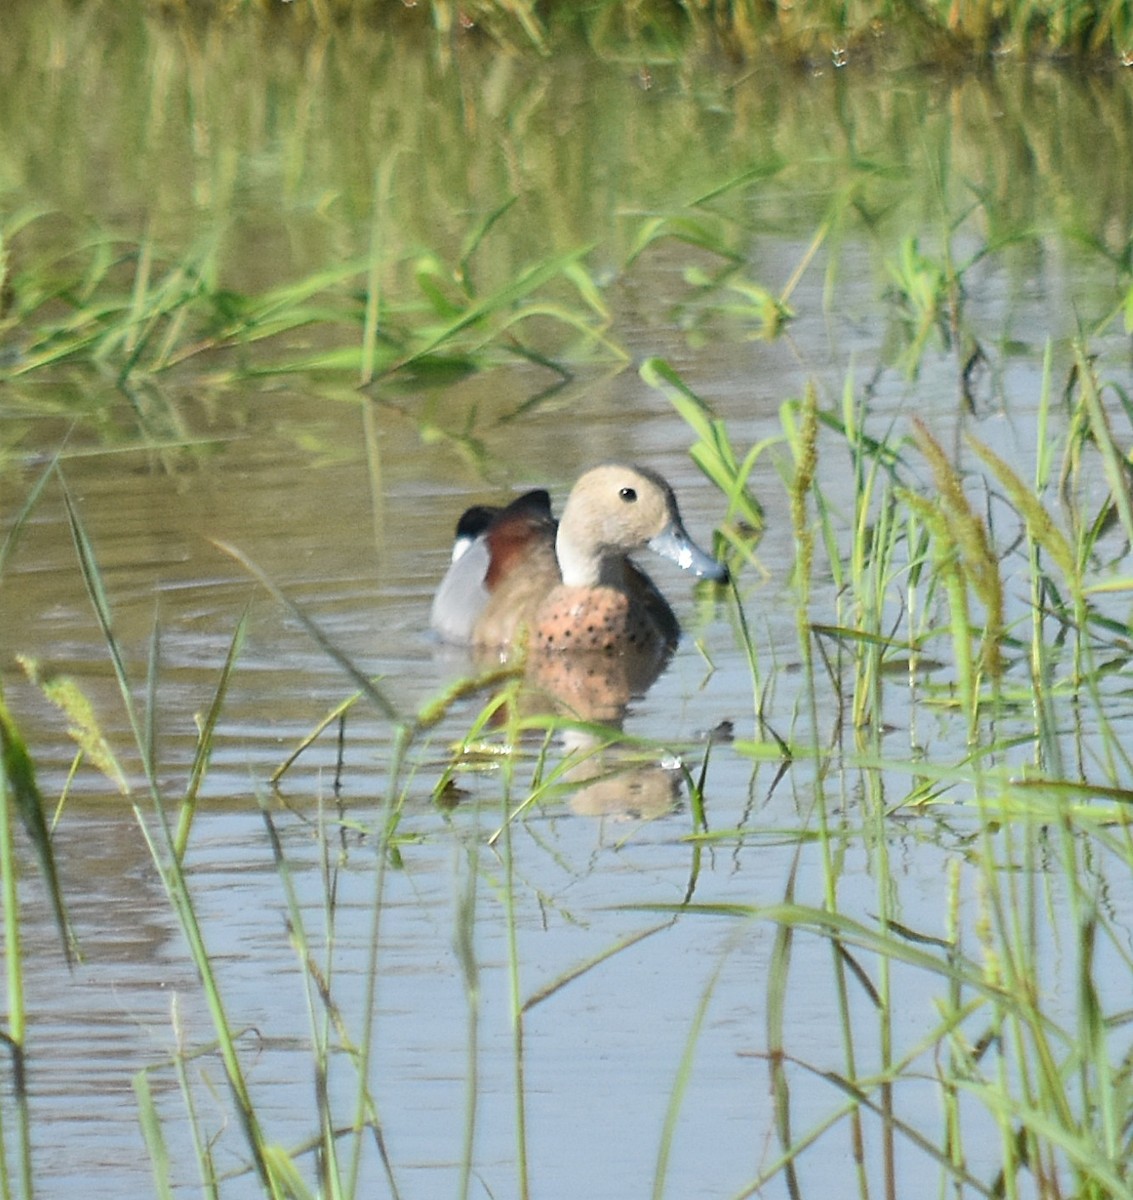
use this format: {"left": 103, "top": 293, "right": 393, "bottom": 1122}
{"left": 2, "top": 1, "right": 1133, "bottom": 1197}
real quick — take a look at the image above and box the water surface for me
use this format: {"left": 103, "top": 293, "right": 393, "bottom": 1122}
{"left": 2, "top": 14, "right": 1133, "bottom": 1198}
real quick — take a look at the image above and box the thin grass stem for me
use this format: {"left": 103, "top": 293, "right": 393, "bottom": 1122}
{"left": 0, "top": 763, "right": 30, "bottom": 1200}
{"left": 652, "top": 945, "right": 730, "bottom": 1200}
{"left": 496, "top": 697, "right": 530, "bottom": 1200}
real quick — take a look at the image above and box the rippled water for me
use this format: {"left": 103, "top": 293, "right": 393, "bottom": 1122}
{"left": 5, "top": 336, "right": 1128, "bottom": 1198}
{"left": 3, "top": 377, "right": 769, "bottom": 1196}
{"left": 3, "top": 18, "right": 1133, "bottom": 1198}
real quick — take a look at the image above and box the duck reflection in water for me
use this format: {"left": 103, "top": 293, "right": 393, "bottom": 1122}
{"left": 431, "top": 464, "right": 728, "bottom": 817}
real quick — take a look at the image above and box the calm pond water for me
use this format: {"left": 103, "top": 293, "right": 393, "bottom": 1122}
{"left": 3, "top": 10, "right": 1133, "bottom": 1198}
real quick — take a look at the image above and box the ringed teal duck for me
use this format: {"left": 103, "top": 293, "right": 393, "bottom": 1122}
{"left": 430, "top": 464, "right": 727, "bottom": 654}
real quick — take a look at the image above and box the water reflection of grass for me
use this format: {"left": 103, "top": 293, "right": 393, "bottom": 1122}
{"left": 2, "top": 2, "right": 1132, "bottom": 405}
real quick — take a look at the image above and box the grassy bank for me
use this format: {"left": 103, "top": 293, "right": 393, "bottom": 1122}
{"left": 75, "top": 0, "right": 1133, "bottom": 62}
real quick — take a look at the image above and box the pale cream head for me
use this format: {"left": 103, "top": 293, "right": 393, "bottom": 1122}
{"left": 555, "top": 464, "right": 726, "bottom": 588}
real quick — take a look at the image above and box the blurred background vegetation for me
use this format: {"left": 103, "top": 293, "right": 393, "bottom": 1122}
{"left": 126, "top": 0, "right": 1133, "bottom": 61}
{"left": 2, "top": 0, "right": 1131, "bottom": 390}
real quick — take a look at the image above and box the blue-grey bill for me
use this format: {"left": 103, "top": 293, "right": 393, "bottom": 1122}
{"left": 648, "top": 523, "right": 729, "bottom": 583}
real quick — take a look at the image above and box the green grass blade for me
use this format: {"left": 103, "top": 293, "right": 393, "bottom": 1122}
{"left": 174, "top": 607, "right": 249, "bottom": 861}
{"left": 522, "top": 923, "right": 671, "bottom": 1012}
{"left": 1077, "top": 342, "right": 1133, "bottom": 545}
{"left": 258, "top": 798, "right": 347, "bottom": 1200}
{"left": 213, "top": 540, "right": 402, "bottom": 726}
{"left": 0, "top": 750, "right": 34, "bottom": 1200}
{"left": 639, "top": 357, "right": 766, "bottom": 530}
{"left": 133, "top": 1070, "right": 176, "bottom": 1200}
{"left": 652, "top": 950, "right": 728, "bottom": 1200}
{"left": 58, "top": 471, "right": 147, "bottom": 748}
{"left": 0, "top": 446, "right": 60, "bottom": 576}
{"left": 59, "top": 471, "right": 286, "bottom": 1195}
{"left": 0, "top": 691, "right": 75, "bottom": 964}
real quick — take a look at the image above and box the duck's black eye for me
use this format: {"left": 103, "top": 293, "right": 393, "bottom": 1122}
{"left": 619, "top": 487, "right": 637, "bottom": 503}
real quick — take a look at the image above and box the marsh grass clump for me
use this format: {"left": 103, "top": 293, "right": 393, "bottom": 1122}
{"left": 910, "top": 416, "right": 1006, "bottom": 682}
{"left": 0, "top": 214, "right": 621, "bottom": 388}
{"left": 3, "top": 1, "right": 1132, "bottom": 422}
{"left": 644, "top": 351, "right": 1133, "bottom": 1200}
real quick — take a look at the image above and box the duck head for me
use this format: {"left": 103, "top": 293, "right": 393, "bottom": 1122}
{"left": 555, "top": 464, "right": 728, "bottom": 588}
